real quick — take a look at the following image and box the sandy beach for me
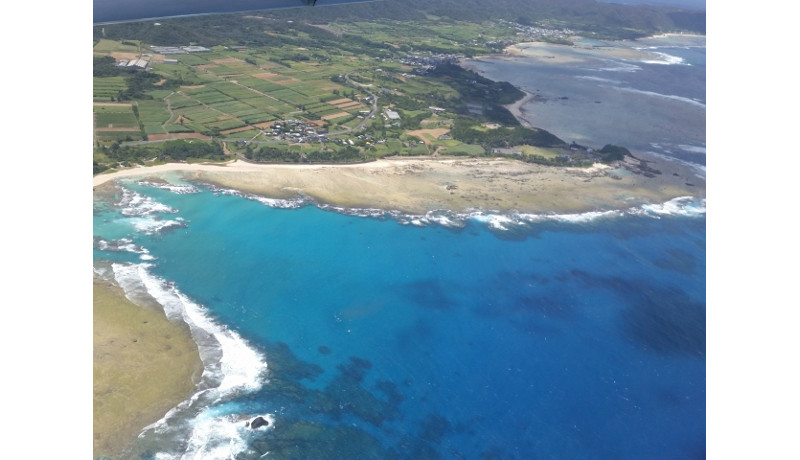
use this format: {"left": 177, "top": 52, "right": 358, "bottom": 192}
{"left": 94, "top": 155, "right": 704, "bottom": 215}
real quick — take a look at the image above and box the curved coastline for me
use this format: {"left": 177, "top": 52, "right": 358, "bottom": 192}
{"left": 93, "top": 154, "right": 704, "bottom": 217}
{"left": 93, "top": 272, "right": 203, "bottom": 459}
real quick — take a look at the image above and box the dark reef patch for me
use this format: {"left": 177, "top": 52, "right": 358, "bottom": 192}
{"left": 375, "top": 379, "right": 405, "bottom": 405}
{"left": 653, "top": 248, "right": 698, "bottom": 275}
{"left": 249, "top": 419, "right": 390, "bottom": 460}
{"left": 395, "top": 279, "right": 456, "bottom": 310}
{"left": 619, "top": 286, "right": 705, "bottom": 357}
{"left": 419, "top": 413, "right": 452, "bottom": 444}
{"left": 556, "top": 270, "right": 705, "bottom": 357}
{"left": 262, "top": 341, "right": 324, "bottom": 381}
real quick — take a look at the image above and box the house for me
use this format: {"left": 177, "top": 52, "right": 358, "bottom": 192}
{"left": 491, "top": 148, "right": 521, "bottom": 156}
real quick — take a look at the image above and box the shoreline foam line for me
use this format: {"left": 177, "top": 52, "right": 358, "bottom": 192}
{"left": 110, "top": 262, "right": 269, "bottom": 458}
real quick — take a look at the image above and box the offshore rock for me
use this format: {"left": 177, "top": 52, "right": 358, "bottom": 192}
{"left": 249, "top": 416, "right": 270, "bottom": 429}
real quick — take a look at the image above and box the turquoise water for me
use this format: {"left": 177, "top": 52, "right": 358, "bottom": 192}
{"left": 94, "top": 178, "right": 705, "bottom": 459}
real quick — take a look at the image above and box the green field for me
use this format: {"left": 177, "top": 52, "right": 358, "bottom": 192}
{"left": 93, "top": 77, "right": 127, "bottom": 101}
{"left": 93, "top": 15, "right": 581, "bottom": 170}
{"left": 94, "top": 104, "right": 138, "bottom": 127}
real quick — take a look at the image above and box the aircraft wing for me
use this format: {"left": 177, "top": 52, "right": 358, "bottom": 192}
{"left": 94, "top": 0, "right": 380, "bottom": 25}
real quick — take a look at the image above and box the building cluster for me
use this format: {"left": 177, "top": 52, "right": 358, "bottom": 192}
{"left": 501, "top": 21, "right": 576, "bottom": 41}
{"left": 117, "top": 57, "right": 150, "bottom": 70}
{"left": 268, "top": 120, "right": 327, "bottom": 143}
{"left": 149, "top": 45, "right": 211, "bottom": 54}
{"left": 398, "top": 53, "right": 463, "bottom": 74}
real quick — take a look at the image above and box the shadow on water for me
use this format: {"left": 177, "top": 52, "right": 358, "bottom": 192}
{"left": 240, "top": 342, "right": 418, "bottom": 458}
{"left": 238, "top": 340, "right": 499, "bottom": 459}
{"left": 394, "top": 279, "right": 456, "bottom": 310}
{"left": 653, "top": 247, "right": 698, "bottom": 275}
{"left": 618, "top": 285, "right": 705, "bottom": 357}
{"left": 568, "top": 270, "right": 705, "bottom": 357}
{"left": 247, "top": 419, "right": 390, "bottom": 460}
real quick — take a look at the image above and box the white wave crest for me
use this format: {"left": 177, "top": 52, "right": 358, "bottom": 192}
{"left": 128, "top": 216, "right": 187, "bottom": 235}
{"left": 115, "top": 263, "right": 268, "bottom": 395}
{"left": 597, "top": 60, "right": 641, "bottom": 72}
{"left": 201, "top": 183, "right": 306, "bottom": 209}
{"left": 111, "top": 262, "right": 269, "bottom": 458}
{"left": 115, "top": 187, "right": 188, "bottom": 234}
{"left": 119, "top": 187, "right": 178, "bottom": 217}
{"left": 182, "top": 412, "right": 275, "bottom": 460}
{"left": 640, "top": 51, "right": 686, "bottom": 65}
{"left": 94, "top": 237, "right": 150, "bottom": 256}
{"left": 615, "top": 86, "right": 705, "bottom": 108}
{"left": 636, "top": 196, "right": 706, "bottom": 217}
{"left": 574, "top": 75, "right": 623, "bottom": 84}
{"left": 138, "top": 180, "right": 202, "bottom": 194}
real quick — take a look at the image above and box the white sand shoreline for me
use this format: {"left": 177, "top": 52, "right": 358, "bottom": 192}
{"left": 93, "top": 155, "right": 705, "bottom": 216}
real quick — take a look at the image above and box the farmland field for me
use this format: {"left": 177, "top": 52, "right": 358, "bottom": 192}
{"left": 93, "top": 15, "right": 575, "bottom": 171}
{"left": 93, "top": 77, "right": 127, "bottom": 101}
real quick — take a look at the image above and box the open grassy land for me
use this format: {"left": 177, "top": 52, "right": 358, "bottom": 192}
{"left": 93, "top": 275, "right": 202, "bottom": 459}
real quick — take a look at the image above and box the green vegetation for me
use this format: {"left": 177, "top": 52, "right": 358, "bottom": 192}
{"left": 598, "top": 144, "right": 631, "bottom": 163}
{"left": 94, "top": 139, "right": 226, "bottom": 174}
{"left": 92, "top": 0, "right": 694, "bottom": 171}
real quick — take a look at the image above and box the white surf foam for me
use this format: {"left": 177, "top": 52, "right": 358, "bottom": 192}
{"left": 636, "top": 196, "right": 706, "bottom": 217}
{"left": 118, "top": 187, "right": 178, "bottom": 217}
{"left": 640, "top": 51, "right": 686, "bottom": 65}
{"left": 596, "top": 60, "right": 641, "bottom": 72}
{"left": 137, "top": 180, "right": 202, "bottom": 194}
{"left": 94, "top": 237, "right": 151, "bottom": 256}
{"left": 615, "top": 86, "right": 705, "bottom": 108}
{"left": 200, "top": 183, "right": 306, "bottom": 209}
{"left": 181, "top": 411, "right": 276, "bottom": 460}
{"left": 575, "top": 75, "right": 623, "bottom": 84}
{"left": 115, "top": 187, "right": 188, "bottom": 234}
{"left": 111, "top": 262, "right": 269, "bottom": 458}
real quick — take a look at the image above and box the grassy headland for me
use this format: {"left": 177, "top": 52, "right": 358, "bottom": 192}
{"left": 93, "top": 275, "right": 202, "bottom": 459}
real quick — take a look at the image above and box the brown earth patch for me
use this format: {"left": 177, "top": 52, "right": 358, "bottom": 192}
{"left": 147, "top": 133, "right": 211, "bottom": 141}
{"left": 253, "top": 121, "right": 276, "bottom": 129}
{"left": 322, "top": 111, "right": 351, "bottom": 121}
{"left": 253, "top": 72, "right": 280, "bottom": 80}
{"left": 212, "top": 57, "right": 244, "bottom": 64}
{"left": 405, "top": 128, "right": 451, "bottom": 145}
{"left": 96, "top": 126, "right": 140, "bottom": 132}
{"left": 180, "top": 85, "right": 205, "bottom": 90}
{"left": 328, "top": 98, "right": 353, "bottom": 106}
{"left": 272, "top": 78, "right": 300, "bottom": 85}
{"left": 110, "top": 52, "right": 139, "bottom": 61}
{"left": 221, "top": 126, "right": 256, "bottom": 135}
{"left": 93, "top": 102, "right": 133, "bottom": 108}
{"left": 333, "top": 101, "right": 363, "bottom": 110}
{"left": 195, "top": 64, "right": 218, "bottom": 70}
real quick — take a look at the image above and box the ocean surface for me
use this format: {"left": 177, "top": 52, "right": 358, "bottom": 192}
{"left": 93, "top": 176, "right": 705, "bottom": 459}
{"left": 93, "top": 29, "right": 706, "bottom": 460}
{"left": 464, "top": 35, "right": 706, "bottom": 165}
{"left": 93, "top": 0, "right": 377, "bottom": 24}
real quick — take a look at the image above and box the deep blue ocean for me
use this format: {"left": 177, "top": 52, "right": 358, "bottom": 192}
{"left": 93, "top": 177, "right": 705, "bottom": 459}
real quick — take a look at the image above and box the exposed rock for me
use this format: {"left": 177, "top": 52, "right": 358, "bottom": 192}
{"left": 250, "top": 416, "right": 270, "bottom": 429}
